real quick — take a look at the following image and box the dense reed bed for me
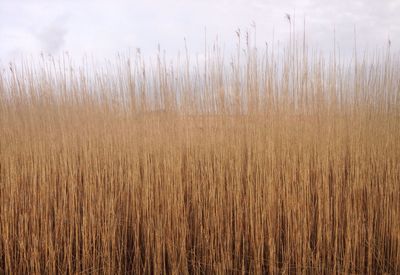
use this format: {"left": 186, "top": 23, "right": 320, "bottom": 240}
{"left": 0, "top": 36, "right": 400, "bottom": 274}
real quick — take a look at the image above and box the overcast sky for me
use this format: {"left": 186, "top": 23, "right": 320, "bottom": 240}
{"left": 0, "top": 0, "right": 399, "bottom": 63}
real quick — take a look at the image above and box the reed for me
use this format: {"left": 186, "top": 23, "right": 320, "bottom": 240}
{"left": 0, "top": 35, "right": 399, "bottom": 274}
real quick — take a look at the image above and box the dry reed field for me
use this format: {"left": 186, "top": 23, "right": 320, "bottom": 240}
{"left": 0, "top": 36, "right": 400, "bottom": 274}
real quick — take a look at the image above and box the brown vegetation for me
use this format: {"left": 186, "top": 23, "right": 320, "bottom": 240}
{"left": 0, "top": 37, "right": 399, "bottom": 274}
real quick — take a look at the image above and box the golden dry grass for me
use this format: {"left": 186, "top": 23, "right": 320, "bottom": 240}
{"left": 0, "top": 38, "right": 399, "bottom": 274}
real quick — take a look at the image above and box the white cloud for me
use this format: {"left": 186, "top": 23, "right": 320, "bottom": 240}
{"left": 0, "top": 0, "right": 399, "bottom": 63}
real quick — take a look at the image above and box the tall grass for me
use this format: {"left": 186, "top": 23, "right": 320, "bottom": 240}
{"left": 0, "top": 34, "right": 399, "bottom": 274}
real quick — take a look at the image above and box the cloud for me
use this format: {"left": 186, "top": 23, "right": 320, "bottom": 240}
{"left": 35, "top": 14, "right": 68, "bottom": 54}
{"left": 1, "top": 0, "right": 399, "bottom": 63}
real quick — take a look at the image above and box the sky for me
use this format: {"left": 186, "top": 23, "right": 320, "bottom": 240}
{"left": 0, "top": 0, "right": 399, "bottom": 63}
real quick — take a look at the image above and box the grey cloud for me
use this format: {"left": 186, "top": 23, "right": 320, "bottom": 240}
{"left": 36, "top": 14, "right": 68, "bottom": 54}
{"left": 1, "top": 0, "right": 400, "bottom": 63}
